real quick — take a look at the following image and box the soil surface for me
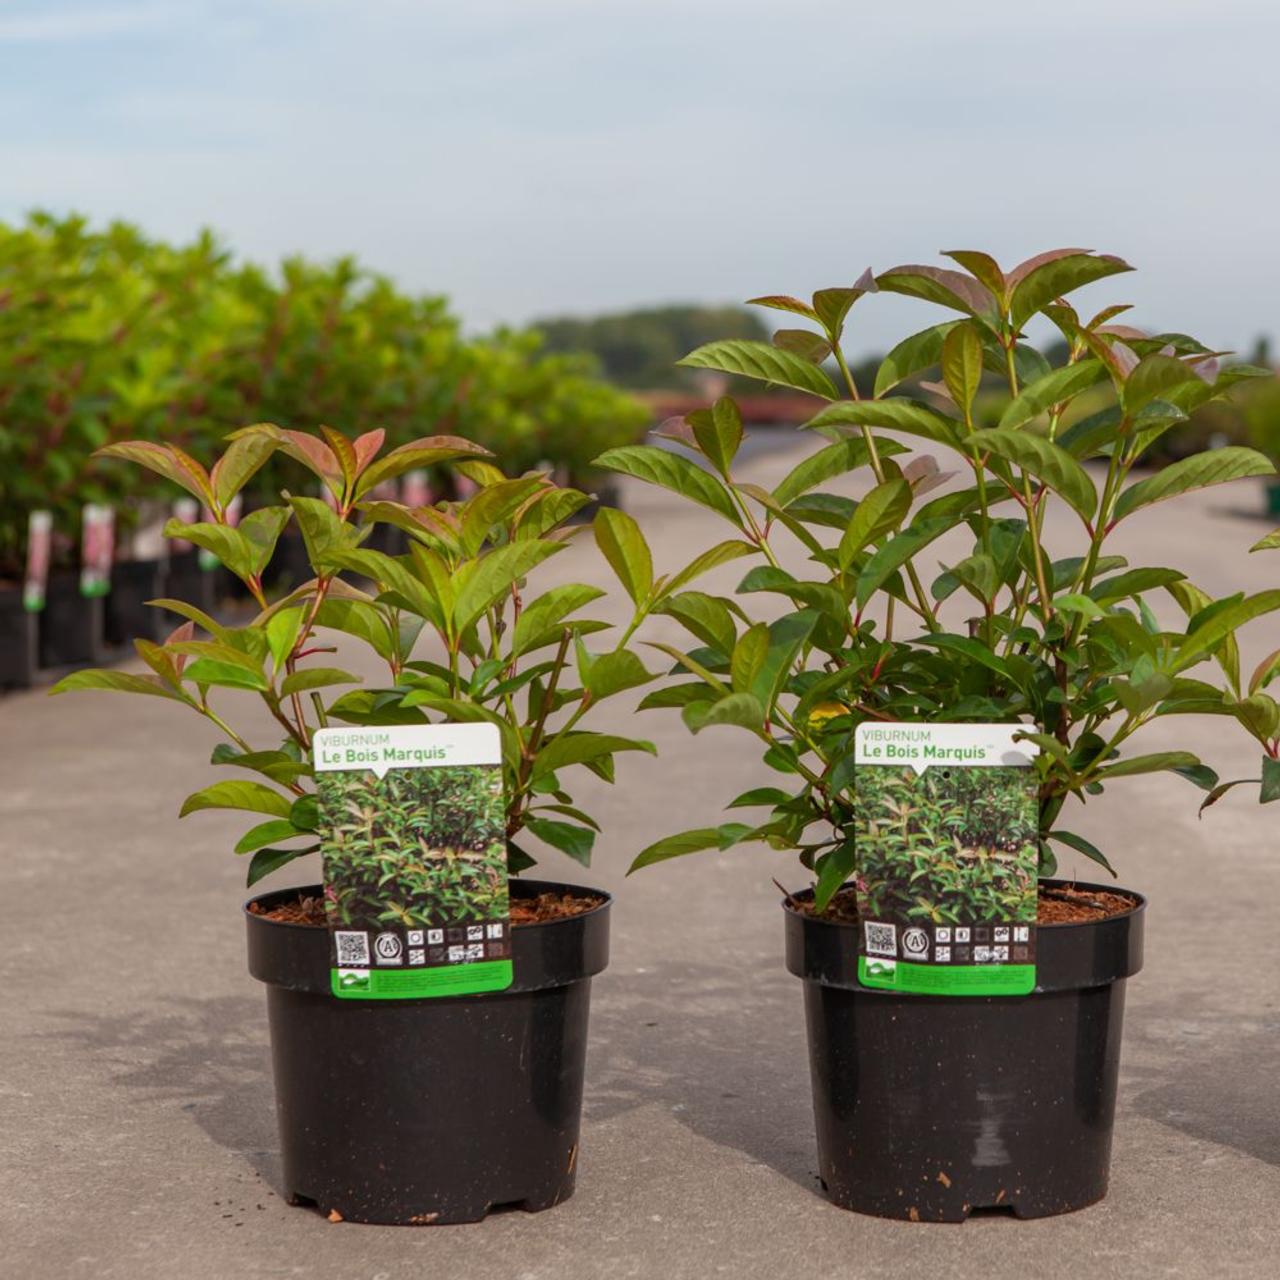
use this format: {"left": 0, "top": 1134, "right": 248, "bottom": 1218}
{"left": 249, "top": 889, "right": 603, "bottom": 927}
{"left": 801, "top": 883, "right": 1140, "bottom": 926}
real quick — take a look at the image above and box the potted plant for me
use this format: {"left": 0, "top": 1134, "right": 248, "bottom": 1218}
{"left": 594, "top": 249, "right": 1279, "bottom": 1220}
{"left": 52, "top": 423, "right": 677, "bottom": 1225}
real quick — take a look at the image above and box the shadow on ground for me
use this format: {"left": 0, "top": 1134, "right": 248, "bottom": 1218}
{"left": 1131, "top": 1018, "right": 1280, "bottom": 1169}
{"left": 42, "top": 995, "right": 284, "bottom": 1189}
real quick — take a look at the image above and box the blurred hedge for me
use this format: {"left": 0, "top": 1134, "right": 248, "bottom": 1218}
{"left": 0, "top": 212, "right": 648, "bottom": 577}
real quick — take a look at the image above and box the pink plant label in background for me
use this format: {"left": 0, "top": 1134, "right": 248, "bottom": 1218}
{"left": 23, "top": 510, "right": 52, "bottom": 612}
{"left": 400, "top": 469, "right": 432, "bottom": 508}
{"left": 169, "top": 497, "right": 198, "bottom": 554}
{"left": 79, "top": 505, "right": 115, "bottom": 598}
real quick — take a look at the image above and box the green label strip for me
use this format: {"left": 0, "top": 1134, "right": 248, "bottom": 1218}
{"left": 859, "top": 957, "right": 1035, "bottom": 997}
{"left": 331, "top": 959, "right": 513, "bottom": 1000}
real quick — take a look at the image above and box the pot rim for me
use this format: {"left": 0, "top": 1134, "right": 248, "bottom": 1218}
{"left": 243, "top": 876, "right": 614, "bottom": 932}
{"left": 781, "top": 876, "right": 1147, "bottom": 931}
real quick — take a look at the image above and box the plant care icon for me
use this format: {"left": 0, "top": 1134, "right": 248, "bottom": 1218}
{"left": 865, "top": 959, "right": 897, "bottom": 978}
{"left": 374, "top": 932, "right": 403, "bottom": 963}
{"left": 338, "top": 971, "right": 370, "bottom": 991}
{"left": 902, "top": 927, "right": 930, "bottom": 958}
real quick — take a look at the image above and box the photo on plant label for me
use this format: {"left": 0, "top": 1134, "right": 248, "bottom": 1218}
{"left": 854, "top": 766, "right": 1038, "bottom": 926}
{"left": 317, "top": 763, "right": 508, "bottom": 931}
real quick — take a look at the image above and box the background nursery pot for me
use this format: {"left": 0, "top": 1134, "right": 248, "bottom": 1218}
{"left": 784, "top": 880, "right": 1145, "bottom": 1221}
{"left": 246, "top": 880, "right": 611, "bottom": 1225}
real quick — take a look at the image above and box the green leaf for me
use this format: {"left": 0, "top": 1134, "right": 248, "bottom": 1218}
{"left": 1047, "top": 830, "right": 1115, "bottom": 875}
{"left": 234, "top": 819, "right": 303, "bottom": 855}
{"left": 511, "top": 583, "right": 606, "bottom": 656}
{"left": 856, "top": 518, "right": 952, "bottom": 608}
{"left": 660, "top": 591, "right": 737, "bottom": 655}
{"left": 452, "top": 540, "right": 564, "bottom": 634}
{"left": 593, "top": 507, "right": 653, "bottom": 606}
{"left": 354, "top": 435, "right": 491, "bottom": 498}
{"left": 1251, "top": 528, "right": 1280, "bottom": 552}
{"left": 746, "top": 294, "right": 818, "bottom": 321}
{"left": 313, "top": 597, "right": 396, "bottom": 662}
{"left": 279, "top": 667, "right": 362, "bottom": 696}
{"left": 968, "top": 428, "right": 1097, "bottom": 522}
{"left": 1176, "top": 590, "right": 1280, "bottom": 670}
{"left": 730, "top": 624, "right": 768, "bottom": 695}
{"left": 727, "top": 786, "right": 793, "bottom": 809}
{"left": 914, "top": 633, "right": 1014, "bottom": 681}
{"left": 693, "top": 396, "right": 744, "bottom": 474}
{"left": 1089, "top": 568, "right": 1185, "bottom": 602}
{"left": 1009, "top": 253, "right": 1132, "bottom": 330}
{"left": 660, "top": 540, "right": 758, "bottom": 596}
{"left": 753, "top": 611, "right": 817, "bottom": 708}
{"left": 1053, "top": 593, "right": 1107, "bottom": 622}
{"left": 1095, "top": 751, "right": 1200, "bottom": 780}
{"left": 771, "top": 437, "right": 904, "bottom": 509}
{"left": 837, "top": 478, "right": 912, "bottom": 569}
{"left": 628, "top": 824, "right": 751, "bottom": 873}
{"left": 147, "top": 597, "right": 231, "bottom": 642}
{"left": 875, "top": 264, "right": 996, "bottom": 320}
{"left": 1262, "top": 755, "right": 1280, "bottom": 803}
{"left": 873, "top": 321, "right": 961, "bottom": 396}
{"left": 265, "top": 606, "right": 305, "bottom": 674}
{"left": 677, "top": 339, "right": 839, "bottom": 399}
{"left": 210, "top": 435, "right": 278, "bottom": 508}
{"left": 813, "top": 839, "right": 857, "bottom": 911}
{"left": 581, "top": 649, "right": 653, "bottom": 700}
{"left": 941, "top": 323, "right": 983, "bottom": 418}
{"left": 594, "top": 445, "right": 742, "bottom": 526}
{"left": 998, "top": 360, "right": 1108, "bottom": 431}
{"left": 162, "top": 520, "right": 256, "bottom": 578}
{"left": 805, "top": 399, "right": 962, "bottom": 448}
{"left": 1112, "top": 448, "right": 1274, "bottom": 523}
{"left": 246, "top": 844, "right": 316, "bottom": 888}
{"left": 524, "top": 817, "right": 596, "bottom": 866}
{"left": 683, "top": 691, "right": 765, "bottom": 733}
{"left": 239, "top": 505, "right": 291, "bottom": 576}
{"left": 50, "top": 668, "right": 186, "bottom": 701}
{"left": 531, "top": 732, "right": 656, "bottom": 782}
{"left": 97, "top": 441, "right": 214, "bottom": 505}
{"left": 179, "top": 780, "right": 293, "bottom": 819}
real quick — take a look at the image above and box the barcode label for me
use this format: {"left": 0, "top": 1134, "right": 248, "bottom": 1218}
{"left": 334, "top": 931, "right": 370, "bottom": 967}
{"left": 864, "top": 921, "right": 897, "bottom": 957}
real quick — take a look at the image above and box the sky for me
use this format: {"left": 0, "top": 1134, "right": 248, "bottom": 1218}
{"left": 2, "top": 0, "right": 1278, "bottom": 356}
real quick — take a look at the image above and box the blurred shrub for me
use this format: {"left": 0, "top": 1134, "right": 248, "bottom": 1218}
{"left": 0, "top": 213, "right": 645, "bottom": 578}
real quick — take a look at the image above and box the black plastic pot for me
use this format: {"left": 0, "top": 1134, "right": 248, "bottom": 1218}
{"left": 245, "top": 879, "right": 611, "bottom": 1225}
{"left": 37, "top": 571, "right": 104, "bottom": 669}
{"left": 162, "top": 552, "right": 219, "bottom": 616}
{"left": 785, "top": 879, "right": 1145, "bottom": 1221}
{"left": 105, "top": 558, "right": 166, "bottom": 646}
{"left": 0, "top": 584, "right": 38, "bottom": 688}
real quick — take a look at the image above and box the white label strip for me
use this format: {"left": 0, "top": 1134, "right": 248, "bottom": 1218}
{"left": 855, "top": 722, "right": 1037, "bottom": 774}
{"left": 314, "top": 723, "right": 502, "bottom": 778}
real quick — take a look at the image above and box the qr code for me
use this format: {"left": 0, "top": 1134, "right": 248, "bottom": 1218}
{"left": 334, "top": 931, "right": 370, "bottom": 967}
{"left": 864, "top": 921, "right": 897, "bottom": 957}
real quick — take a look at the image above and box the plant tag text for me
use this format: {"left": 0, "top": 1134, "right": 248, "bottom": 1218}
{"left": 853, "top": 723, "right": 1039, "bottom": 997}
{"left": 314, "top": 724, "right": 513, "bottom": 1000}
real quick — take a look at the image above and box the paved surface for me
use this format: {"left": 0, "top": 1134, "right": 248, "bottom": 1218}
{"left": 3, "top": 435, "right": 1279, "bottom": 1278}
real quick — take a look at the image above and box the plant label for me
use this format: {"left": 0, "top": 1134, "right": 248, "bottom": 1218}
{"left": 313, "top": 723, "right": 513, "bottom": 1000}
{"left": 79, "top": 504, "right": 114, "bottom": 598}
{"left": 853, "top": 723, "right": 1039, "bottom": 997}
{"left": 169, "top": 497, "right": 199, "bottom": 556}
{"left": 23, "top": 510, "right": 51, "bottom": 612}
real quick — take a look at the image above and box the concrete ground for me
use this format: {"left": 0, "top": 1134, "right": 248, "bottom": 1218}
{"left": 3, "top": 433, "right": 1279, "bottom": 1279}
